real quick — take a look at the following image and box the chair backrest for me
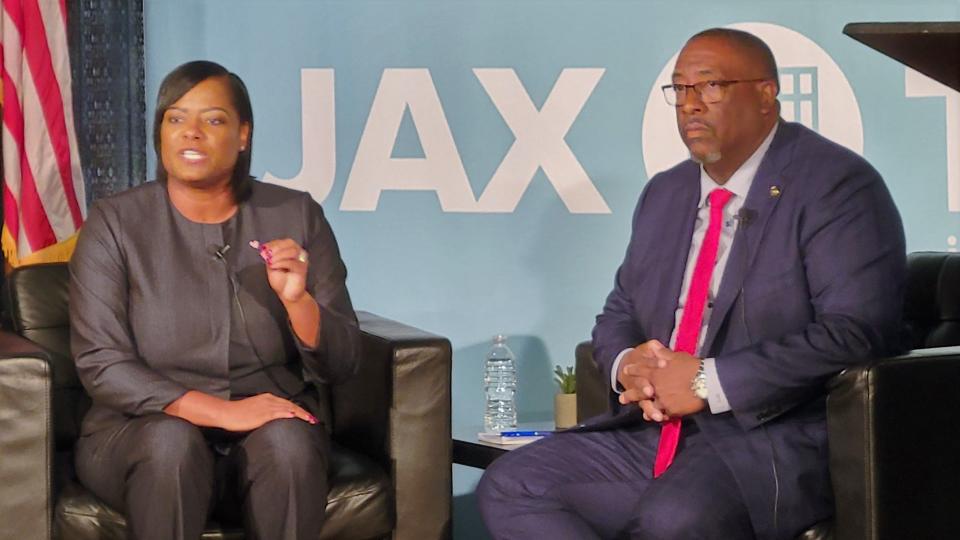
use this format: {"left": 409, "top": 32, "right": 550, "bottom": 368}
{"left": 2, "top": 262, "right": 87, "bottom": 450}
{"left": 903, "top": 252, "right": 960, "bottom": 349}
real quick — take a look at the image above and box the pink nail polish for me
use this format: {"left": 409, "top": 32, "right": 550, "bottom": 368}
{"left": 257, "top": 244, "right": 272, "bottom": 263}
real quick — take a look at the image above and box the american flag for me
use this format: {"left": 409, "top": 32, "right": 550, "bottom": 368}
{"left": 0, "top": 0, "right": 85, "bottom": 268}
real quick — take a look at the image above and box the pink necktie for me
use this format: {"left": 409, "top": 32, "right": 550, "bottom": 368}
{"left": 653, "top": 188, "right": 733, "bottom": 478}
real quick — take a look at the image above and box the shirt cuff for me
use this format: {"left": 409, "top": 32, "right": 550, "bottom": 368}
{"left": 702, "top": 357, "right": 731, "bottom": 413}
{"left": 610, "top": 348, "right": 633, "bottom": 393}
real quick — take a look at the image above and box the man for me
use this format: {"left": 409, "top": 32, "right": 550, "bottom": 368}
{"left": 477, "top": 28, "right": 905, "bottom": 540}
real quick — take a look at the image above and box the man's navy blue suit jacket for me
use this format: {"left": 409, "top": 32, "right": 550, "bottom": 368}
{"left": 589, "top": 121, "right": 906, "bottom": 539}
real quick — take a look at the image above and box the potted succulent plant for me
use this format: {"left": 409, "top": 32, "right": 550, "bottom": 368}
{"left": 553, "top": 365, "right": 577, "bottom": 429}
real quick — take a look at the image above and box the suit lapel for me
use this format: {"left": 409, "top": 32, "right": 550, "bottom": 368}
{"left": 649, "top": 165, "right": 701, "bottom": 345}
{"left": 700, "top": 122, "right": 797, "bottom": 355}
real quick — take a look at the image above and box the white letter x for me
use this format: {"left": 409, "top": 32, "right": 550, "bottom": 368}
{"left": 473, "top": 68, "right": 609, "bottom": 214}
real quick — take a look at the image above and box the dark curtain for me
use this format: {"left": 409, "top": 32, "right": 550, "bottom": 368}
{"left": 68, "top": 0, "right": 146, "bottom": 204}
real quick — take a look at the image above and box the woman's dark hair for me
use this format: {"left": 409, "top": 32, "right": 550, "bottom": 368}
{"left": 153, "top": 60, "right": 254, "bottom": 202}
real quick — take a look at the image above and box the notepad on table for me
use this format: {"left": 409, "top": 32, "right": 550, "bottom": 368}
{"left": 478, "top": 429, "right": 553, "bottom": 445}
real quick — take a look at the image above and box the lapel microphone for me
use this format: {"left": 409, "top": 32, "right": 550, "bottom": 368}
{"left": 735, "top": 208, "right": 756, "bottom": 229}
{"left": 208, "top": 244, "right": 231, "bottom": 261}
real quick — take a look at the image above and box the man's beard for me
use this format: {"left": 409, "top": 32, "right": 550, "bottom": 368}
{"left": 690, "top": 150, "right": 722, "bottom": 164}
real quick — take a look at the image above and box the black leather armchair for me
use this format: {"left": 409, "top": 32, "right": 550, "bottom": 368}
{"left": 0, "top": 263, "right": 453, "bottom": 540}
{"left": 575, "top": 252, "right": 960, "bottom": 540}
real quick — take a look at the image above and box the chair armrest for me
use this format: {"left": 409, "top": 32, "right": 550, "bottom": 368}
{"left": 575, "top": 338, "right": 960, "bottom": 538}
{"left": 827, "top": 347, "right": 960, "bottom": 540}
{"left": 575, "top": 341, "right": 611, "bottom": 422}
{"left": 0, "top": 330, "right": 54, "bottom": 540}
{"left": 332, "top": 311, "right": 452, "bottom": 540}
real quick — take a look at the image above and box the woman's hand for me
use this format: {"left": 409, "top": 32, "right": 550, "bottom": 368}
{"left": 220, "top": 393, "right": 317, "bottom": 432}
{"left": 250, "top": 238, "right": 322, "bottom": 347}
{"left": 250, "top": 238, "right": 310, "bottom": 303}
{"left": 164, "top": 390, "right": 316, "bottom": 431}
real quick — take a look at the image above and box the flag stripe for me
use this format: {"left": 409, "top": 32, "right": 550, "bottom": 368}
{"left": 2, "top": 171, "right": 21, "bottom": 246}
{"left": 0, "top": 21, "right": 24, "bottom": 201}
{"left": 37, "top": 0, "right": 84, "bottom": 216}
{"left": 22, "top": 62, "right": 75, "bottom": 237}
{"left": 17, "top": 158, "right": 58, "bottom": 250}
{"left": 1, "top": 65, "right": 57, "bottom": 250}
{"left": 21, "top": 0, "right": 82, "bottom": 227}
{"left": 2, "top": 0, "right": 21, "bottom": 33}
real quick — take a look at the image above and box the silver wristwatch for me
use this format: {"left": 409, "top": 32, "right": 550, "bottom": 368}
{"left": 691, "top": 360, "right": 708, "bottom": 400}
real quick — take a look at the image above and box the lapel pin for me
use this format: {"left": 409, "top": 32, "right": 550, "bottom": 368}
{"left": 769, "top": 185, "right": 781, "bottom": 198}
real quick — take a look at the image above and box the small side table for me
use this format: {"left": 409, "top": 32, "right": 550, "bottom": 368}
{"left": 452, "top": 422, "right": 555, "bottom": 469}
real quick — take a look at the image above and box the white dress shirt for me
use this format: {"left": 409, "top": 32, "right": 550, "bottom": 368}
{"left": 611, "top": 123, "right": 778, "bottom": 414}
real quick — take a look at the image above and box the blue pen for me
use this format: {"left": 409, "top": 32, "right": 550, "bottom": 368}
{"left": 499, "top": 430, "right": 552, "bottom": 437}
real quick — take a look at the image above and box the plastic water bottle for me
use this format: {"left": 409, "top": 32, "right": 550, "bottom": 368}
{"left": 484, "top": 334, "right": 517, "bottom": 433}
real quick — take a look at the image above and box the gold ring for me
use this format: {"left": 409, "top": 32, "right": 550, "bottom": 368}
{"left": 297, "top": 250, "right": 308, "bottom": 263}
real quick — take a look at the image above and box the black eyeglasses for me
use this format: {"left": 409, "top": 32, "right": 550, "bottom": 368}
{"left": 661, "top": 79, "right": 770, "bottom": 106}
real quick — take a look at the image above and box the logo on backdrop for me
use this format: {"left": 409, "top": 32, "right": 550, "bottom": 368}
{"left": 640, "top": 22, "right": 864, "bottom": 179}
{"left": 905, "top": 68, "right": 960, "bottom": 213}
{"left": 264, "top": 68, "right": 610, "bottom": 214}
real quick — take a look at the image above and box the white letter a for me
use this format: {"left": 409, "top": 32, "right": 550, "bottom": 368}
{"left": 341, "top": 68, "right": 476, "bottom": 211}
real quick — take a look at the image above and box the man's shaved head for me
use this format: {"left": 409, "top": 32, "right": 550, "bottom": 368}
{"left": 687, "top": 28, "right": 779, "bottom": 94}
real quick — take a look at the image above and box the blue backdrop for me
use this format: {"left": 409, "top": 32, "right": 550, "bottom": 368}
{"left": 143, "top": 2, "right": 960, "bottom": 537}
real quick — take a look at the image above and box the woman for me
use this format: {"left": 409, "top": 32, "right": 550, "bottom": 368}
{"left": 69, "top": 60, "right": 361, "bottom": 539}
